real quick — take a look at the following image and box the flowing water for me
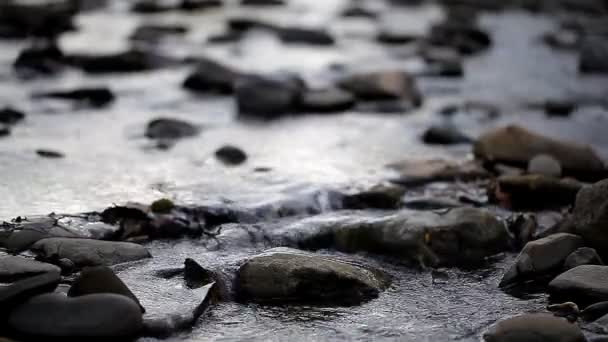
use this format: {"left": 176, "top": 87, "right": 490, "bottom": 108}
{"left": 1, "top": 0, "right": 608, "bottom": 340}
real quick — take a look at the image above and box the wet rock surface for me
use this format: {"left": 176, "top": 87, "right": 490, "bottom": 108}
{"left": 7, "top": 293, "right": 143, "bottom": 339}
{"left": 30, "top": 238, "right": 151, "bottom": 268}
{"left": 0, "top": 0, "right": 607, "bottom": 341}
{"left": 236, "top": 248, "right": 389, "bottom": 305}
{"left": 483, "top": 313, "right": 586, "bottom": 342}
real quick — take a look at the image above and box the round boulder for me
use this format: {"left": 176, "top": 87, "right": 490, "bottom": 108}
{"left": 483, "top": 313, "right": 586, "bottom": 342}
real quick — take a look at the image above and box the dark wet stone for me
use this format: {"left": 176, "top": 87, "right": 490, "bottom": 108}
{"left": 474, "top": 125, "right": 607, "bottom": 182}
{"left": 8, "top": 293, "right": 143, "bottom": 338}
{"left": 388, "top": 159, "right": 489, "bottom": 186}
{"left": 342, "top": 188, "right": 404, "bottom": 210}
{"left": 67, "top": 49, "right": 175, "bottom": 73}
{"left": 341, "top": 6, "right": 378, "bottom": 18}
{"left": 299, "top": 87, "right": 356, "bottom": 113}
{"left": 547, "top": 302, "right": 580, "bottom": 322}
{"left": 483, "top": 313, "right": 585, "bottom": 342}
{"left": 235, "top": 74, "right": 303, "bottom": 119}
{"left": 402, "top": 197, "right": 463, "bottom": 210}
{"left": 180, "top": 0, "right": 222, "bottom": 10}
{"left": 215, "top": 145, "right": 247, "bottom": 165}
{"left": 423, "top": 59, "right": 464, "bottom": 78}
{"left": 34, "top": 87, "right": 115, "bottom": 108}
{"left": 236, "top": 248, "right": 389, "bottom": 305}
{"left": 0, "top": 2, "right": 76, "bottom": 39}
{"left": 142, "top": 283, "right": 216, "bottom": 338}
{"left": 130, "top": 24, "right": 188, "bottom": 42}
{"left": 241, "top": 0, "right": 284, "bottom": 5}
{"left": 183, "top": 58, "right": 242, "bottom": 94}
{"left": 582, "top": 301, "right": 608, "bottom": 322}
{"left": 0, "top": 108, "right": 25, "bottom": 125}
{"left": 319, "top": 208, "right": 509, "bottom": 267}
{"left": 184, "top": 258, "right": 214, "bottom": 289}
{"left": 377, "top": 30, "right": 419, "bottom": 45}
{"left": 206, "top": 30, "right": 243, "bottom": 44}
{"left": 499, "top": 233, "right": 584, "bottom": 288}
{"left": 13, "top": 43, "right": 65, "bottom": 77}
{"left": 31, "top": 238, "right": 151, "bottom": 268}
{"left": 544, "top": 100, "right": 577, "bottom": 117}
{"left": 57, "top": 258, "right": 75, "bottom": 275}
{"left": 0, "top": 126, "right": 10, "bottom": 137}
{"left": 0, "top": 271, "right": 61, "bottom": 318}
{"left": 506, "top": 214, "right": 537, "bottom": 249}
{"left": 421, "top": 124, "right": 472, "bottom": 145}
{"left": 0, "top": 256, "right": 61, "bottom": 283}
{"left": 132, "top": 0, "right": 174, "bottom": 13}
{"left": 338, "top": 71, "right": 422, "bottom": 105}
{"left": 276, "top": 26, "right": 335, "bottom": 45}
{"left": 145, "top": 118, "right": 200, "bottom": 140}
{"left": 36, "top": 149, "right": 65, "bottom": 159}
{"left": 580, "top": 36, "right": 608, "bottom": 74}
{"left": 565, "top": 247, "right": 604, "bottom": 271}
{"left": 227, "top": 17, "right": 275, "bottom": 32}
{"left": 428, "top": 22, "right": 492, "bottom": 55}
{"left": 549, "top": 265, "right": 608, "bottom": 306}
{"left": 68, "top": 266, "right": 145, "bottom": 313}
{"left": 492, "top": 175, "right": 582, "bottom": 210}
{"left": 573, "top": 180, "right": 608, "bottom": 258}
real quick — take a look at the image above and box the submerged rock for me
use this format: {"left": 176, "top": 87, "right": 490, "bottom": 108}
{"left": 31, "top": 238, "right": 151, "bottom": 268}
{"left": 33, "top": 87, "right": 115, "bottom": 108}
{"left": 215, "top": 145, "right": 247, "bottom": 165}
{"left": 474, "top": 125, "right": 606, "bottom": 181}
{"left": 68, "top": 266, "right": 145, "bottom": 312}
{"left": 572, "top": 180, "right": 608, "bottom": 258}
{"left": 309, "top": 208, "right": 509, "bottom": 267}
{"left": 388, "top": 159, "right": 489, "bottom": 186}
{"left": 549, "top": 265, "right": 608, "bottom": 305}
{"left": 145, "top": 118, "right": 200, "bottom": 140}
{"left": 0, "top": 256, "right": 60, "bottom": 283}
{"left": 236, "top": 248, "right": 389, "bottom": 305}
{"left": 338, "top": 71, "right": 422, "bottom": 106}
{"left": 8, "top": 293, "right": 143, "bottom": 339}
{"left": 499, "top": 233, "right": 584, "bottom": 288}
{"left": 483, "top": 313, "right": 585, "bottom": 342}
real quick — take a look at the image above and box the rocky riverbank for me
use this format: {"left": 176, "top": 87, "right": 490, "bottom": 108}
{"left": 1, "top": 0, "right": 608, "bottom": 341}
